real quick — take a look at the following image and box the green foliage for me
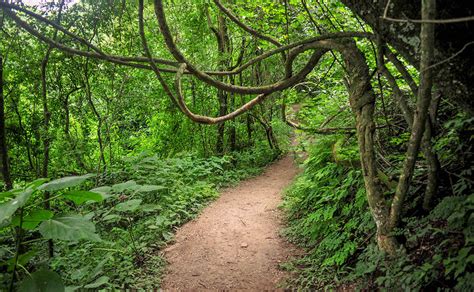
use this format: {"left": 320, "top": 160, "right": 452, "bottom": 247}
{"left": 347, "top": 193, "right": 474, "bottom": 290}
{"left": 38, "top": 175, "right": 95, "bottom": 192}
{"left": 39, "top": 215, "right": 101, "bottom": 242}
{"left": 284, "top": 133, "right": 473, "bottom": 290}
{"left": 12, "top": 210, "right": 54, "bottom": 230}
{"left": 282, "top": 136, "right": 374, "bottom": 289}
{"left": 1, "top": 0, "right": 471, "bottom": 290}
{"left": 63, "top": 190, "right": 103, "bottom": 205}
{"left": 0, "top": 188, "right": 34, "bottom": 227}
{"left": 36, "top": 147, "right": 275, "bottom": 290}
{"left": 1, "top": 0, "right": 291, "bottom": 288}
{"left": 0, "top": 144, "right": 278, "bottom": 290}
{"left": 18, "top": 270, "right": 64, "bottom": 292}
{"left": 0, "top": 174, "right": 100, "bottom": 290}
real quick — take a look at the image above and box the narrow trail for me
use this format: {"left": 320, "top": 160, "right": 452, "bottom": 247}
{"left": 161, "top": 156, "right": 301, "bottom": 290}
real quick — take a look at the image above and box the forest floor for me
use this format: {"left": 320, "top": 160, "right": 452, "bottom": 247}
{"left": 160, "top": 155, "right": 302, "bottom": 290}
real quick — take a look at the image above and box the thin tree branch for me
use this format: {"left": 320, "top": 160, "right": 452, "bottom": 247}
{"left": 390, "top": 0, "right": 436, "bottom": 228}
{"left": 381, "top": 15, "right": 474, "bottom": 24}
{"left": 174, "top": 63, "right": 270, "bottom": 124}
{"left": 212, "top": 0, "right": 282, "bottom": 47}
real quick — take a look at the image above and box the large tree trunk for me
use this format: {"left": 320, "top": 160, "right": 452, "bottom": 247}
{"left": 340, "top": 0, "right": 474, "bottom": 115}
{"left": 307, "top": 38, "right": 400, "bottom": 254}
{"left": 341, "top": 42, "right": 398, "bottom": 254}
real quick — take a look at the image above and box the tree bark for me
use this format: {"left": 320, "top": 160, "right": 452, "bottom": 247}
{"left": 40, "top": 49, "right": 52, "bottom": 179}
{"left": 228, "top": 77, "right": 237, "bottom": 152}
{"left": 340, "top": 0, "right": 474, "bottom": 115}
{"left": 378, "top": 44, "right": 440, "bottom": 211}
{"left": 341, "top": 42, "right": 398, "bottom": 254}
{"left": 215, "top": 14, "right": 230, "bottom": 155}
{"left": 0, "top": 56, "right": 12, "bottom": 190}
{"left": 390, "top": 0, "right": 436, "bottom": 228}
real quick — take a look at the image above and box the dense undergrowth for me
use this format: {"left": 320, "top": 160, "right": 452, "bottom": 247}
{"left": 1, "top": 0, "right": 473, "bottom": 290}
{"left": 0, "top": 142, "right": 281, "bottom": 290}
{"left": 282, "top": 116, "right": 474, "bottom": 290}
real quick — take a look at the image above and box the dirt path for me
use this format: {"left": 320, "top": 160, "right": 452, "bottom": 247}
{"left": 161, "top": 156, "right": 301, "bottom": 290}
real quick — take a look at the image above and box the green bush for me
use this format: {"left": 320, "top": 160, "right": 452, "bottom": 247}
{"left": 283, "top": 135, "right": 474, "bottom": 290}
{"left": 282, "top": 136, "right": 374, "bottom": 289}
{"left": 1, "top": 145, "right": 280, "bottom": 290}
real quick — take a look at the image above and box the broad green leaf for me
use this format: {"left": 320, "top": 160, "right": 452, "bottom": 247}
{"left": 115, "top": 199, "right": 142, "bottom": 212}
{"left": 0, "top": 190, "right": 15, "bottom": 201}
{"left": 136, "top": 185, "right": 166, "bottom": 193}
{"left": 26, "top": 178, "right": 50, "bottom": 189}
{"left": 18, "top": 270, "right": 64, "bottom": 292}
{"left": 156, "top": 215, "right": 171, "bottom": 227}
{"left": 63, "top": 191, "right": 103, "bottom": 204}
{"left": 141, "top": 203, "right": 162, "bottom": 212}
{"left": 83, "top": 276, "right": 109, "bottom": 289}
{"left": 83, "top": 212, "right": 95, "bottom": 220}
{"left": 156, "top": 215, "right": 166, "bottom": 226}
{"left": 12, "top": 209, "right": 54, "bottom": 230}
{"left": 38, "top": 174, "right": 95, "bottom": 192}
{"left": 162, "top": 230, "right": 173, "bottom": 241}
{"left": 2, "top": 250, "right": 37, "bottom": 272}
{"left": 38, "top": 214, "right": 101, "bottom": 242}
{"left": 112, "top": 180, "right": 138, "bottom": 193}
{"left": 90, "top": 186, "right": 112, "bottom": 199}
{"left": 102, "top": 214, "right": 121, "bottom": 221}
{"left": 0, "top": 188, "right": 34, "bottom": 227}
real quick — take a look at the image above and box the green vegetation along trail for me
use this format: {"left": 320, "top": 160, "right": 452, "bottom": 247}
{"left": 161, "top": 156, "right": 301, "bottom": 290}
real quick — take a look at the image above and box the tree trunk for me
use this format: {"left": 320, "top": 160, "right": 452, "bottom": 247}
{"left": 10, "top": 94, "right": 35, "bottom": 173}
{"left": 62, "top": 87, "right": 90, "bottom": 172}
{"left": 40, "top": 49, "right": 52, "bottom": 180}
{"left": 0, "top": 56, "right": 12, "bottom": 190}
{"left": 215, "top": 14, "right": 230, "bottom": 155}
{"left": 39, "top": 3, "right": 64, "bottom": 261}
{"left": 228, "top": 78, "right": 237, "bottom": 152}
{"left": 340, "top": 0, "right": 474, "bottom": 115}
{"left": 316, "top": 39, "right": 400, "bottom": 254}
{"left": 379, "top": 44, "right": 440, "bottom": 211}
{"left": 84, "top": 61, "right": 106, "bottom": 172}
{"left": 40, "top": 47, "right": 55, "bottom": 259}
{"left": 216, "top": 88, "right": 227, "bottom": 155}
{"left": 390, "top": 0, "right": 436, "bottom": 228}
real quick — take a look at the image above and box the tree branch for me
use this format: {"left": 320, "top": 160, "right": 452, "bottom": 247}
{"left": 390, "top": 0, "right": 436, "bottom": 228}
{"left": 174, "top": 63, "right": 271, "bottom": 124}
{"left": 212, "top": 0, "right": 282, "bottom": 47}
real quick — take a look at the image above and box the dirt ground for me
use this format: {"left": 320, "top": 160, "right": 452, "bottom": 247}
{"left": 161, "top": 155, "right": 301, "bottom": 290}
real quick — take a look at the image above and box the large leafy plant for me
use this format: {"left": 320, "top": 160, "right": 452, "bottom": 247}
{"left": 0, "top": 174, "right": 102, "bottom": 290}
